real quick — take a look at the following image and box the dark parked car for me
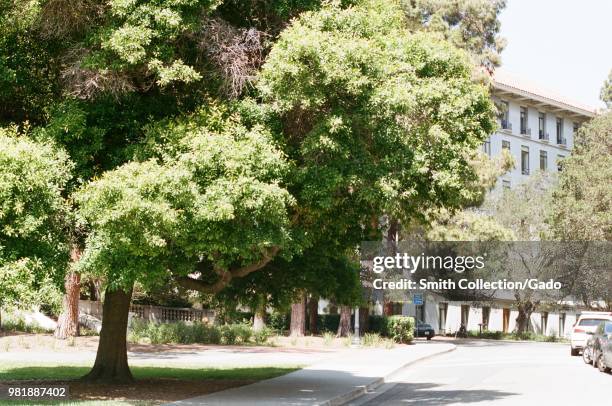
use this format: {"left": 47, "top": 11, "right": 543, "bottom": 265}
{"left": 592, "top": 320, "right": 612, "bottom": 373}
{"left": 416, "top": 321, "right": 435, "bottom": 340}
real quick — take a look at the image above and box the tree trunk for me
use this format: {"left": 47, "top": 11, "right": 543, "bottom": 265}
{"left": 515, "top": 301, "right": 535, "bottom": 334}
{"left": 81, "top": 286, "right": 133, "bottom": 383}
{"left": 359, "top": 306, "right": 369, "bottom": 333}
{"left": 337, "top": 306, "right": 352, "bottom": 337}
{"left": 55, "top": 247, "right": 82, "bottom": 339}
{"left": 308, "top": 295, "right": 319, "bottom": 335}
{"left": 55, "top": 271, "right": 81, "bottom": 339}
{"left": 253, "top": 297, "right": 267, "bottom": 332}
{"left": 290, "top": 294, "right": 306, "bottom": 337}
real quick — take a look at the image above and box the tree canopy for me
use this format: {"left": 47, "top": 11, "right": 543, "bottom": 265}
{"left": 550, "top": 112, "right": 611, "bottom": 241}
{"left": 0, "top": 128, "right": 71, "bottom": 309}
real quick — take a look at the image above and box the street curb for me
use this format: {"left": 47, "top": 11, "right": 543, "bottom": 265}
{"left": 450, "top": 338, "right": 568, "bottom": 345}
{"left": 320, "top": 344, "right": 457, "bottom": 406}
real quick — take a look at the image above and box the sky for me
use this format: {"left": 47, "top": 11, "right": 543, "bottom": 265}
{"left": 498, "top": 0, "right": 612, "bottom": 110}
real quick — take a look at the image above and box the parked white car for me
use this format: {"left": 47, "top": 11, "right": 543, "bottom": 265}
{"left": 570, "top": 311, "right": 612, "bottom": 356}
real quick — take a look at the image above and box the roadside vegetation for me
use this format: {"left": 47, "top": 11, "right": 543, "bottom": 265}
{"left": 466, "top": 330, "right": 567, "bottom": 343}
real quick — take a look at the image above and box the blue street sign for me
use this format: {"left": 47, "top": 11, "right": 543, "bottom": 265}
{"left": 413, "top": 294, "right": 423, "bottom": 305}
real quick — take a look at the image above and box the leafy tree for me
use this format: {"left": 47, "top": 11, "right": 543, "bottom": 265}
{"left": 0, "top": 128, "right": 71, "bottom": 327}
{"left": 75, "top": 115, "right": 294, "bottom": 382}
{"left": 400, "top": 0, "right": 507, "bottom": 71}
{"left": 550, "top": 112, "right": 612, "bottom": 241}
{"left": 550, "top": 112, "right": 612, "bottom": 310}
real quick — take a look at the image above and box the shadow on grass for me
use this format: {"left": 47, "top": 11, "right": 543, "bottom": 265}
{"left": 0, "top": 365, "right": 299, "bottom": 381}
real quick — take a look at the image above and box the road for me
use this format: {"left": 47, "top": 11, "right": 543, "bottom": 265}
{"left": 355, "top": 339, "right": 611, "bottom": 405}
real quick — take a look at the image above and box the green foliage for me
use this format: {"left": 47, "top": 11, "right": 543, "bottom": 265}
{"left": 253, "top": 327, "right": 273, "bottom": 344}
{"left": 489, "top": 171, "right": 556, "bottom": 240}
{"left": 258, "top": 0, "right": 497, "bottom": 233}
{"left": 318, "top": 314, "right": 341, "bottom": 333}
{"left": 550, "top": 112, "right": 612, "bottom": 241}
{"left": 0, "top": 312, "right": 54, "bottom": 334}
{"left": 268, "top": 311, "right": 290, "bottom": 333}
{"left": 0, "top": 129, "right": 72, "bottom": 309}
{"left": 385, "top": 315, "right": 415, "bottom": 344}
{"left": 366, "top": 315, "right": 386, "bottom": 334}
{"left": 87, "top": 0, "right": 222, "bottom": 86}
{"left": 127, "top": 320, "right": 266, "bottom": 345}
{"left": 217, "top": 0, "right": 357, "bottom": 33}
{"left": 76, "top": 116, "right": 295, "bottom": 291}
{"left": 467, "top": 329, "right": 565, "bottom": 343}
{"left": 400, "top": 0, "right": 507, "bottom": 70}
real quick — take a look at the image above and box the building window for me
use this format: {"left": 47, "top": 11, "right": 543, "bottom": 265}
{"left": 500, "top": 100, "right": 510, "bottom": 130}
{"left": 483, "top": 138, "right": 491, "bottom": 156}
{"left": 502, "top": 179, "right": 511, "bottom": 189}
{"left": 502, "top": 140, "right": 511, "bottom": 151}
{"left": 557, "top": 155, "right": 565, "bottom": 172}
{"left": 556, "top": 117, "right": 565, "bottom": 144}
{"left": 521, "top": 146, "right": 530, "bottom": 175}
{"left": 573, "top": 122, "right": 580, "bottom": 134}
{"left": 520, "top": 106, "right": 529, "bottom": 135}
{"left": 538, "top": 112, "right": 547, "bottom": 140}
{"left": 539, "top": 150, "right": 548, "bottom": 171}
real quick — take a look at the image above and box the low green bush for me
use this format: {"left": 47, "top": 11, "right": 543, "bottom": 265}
{"left": 253, "top": 327, "right": 273, "bottom": 345}
{"left": 0, "top": 315, "right": 53, "bottom": 334}
{"left": 317, "top": 314, "right": 341, "bottom": 333}
{"left": 127, "top": 320, "right": 262, "bottom": 345}
{"left": 468, "top": 330, "right": 504, "bottom": 340}
{"left": 385, "top": 316, "right": 414, "bottom": 344}
{"left": 367, "top": 315, "right": 387, "bottom": 335}
{"left": 268, "top": 312, "right": 290, "bottom": 333}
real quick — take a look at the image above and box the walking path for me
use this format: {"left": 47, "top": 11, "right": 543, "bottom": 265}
{"left": 169, "top": 341, "right": 455, "bottom": 406}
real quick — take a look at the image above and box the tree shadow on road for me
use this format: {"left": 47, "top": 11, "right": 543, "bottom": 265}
{"left": 364, "top": 382, "right": 518, "bottom": 405}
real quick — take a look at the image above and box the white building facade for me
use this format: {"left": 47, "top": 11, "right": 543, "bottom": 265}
{"left": 485, "top": 70, "right": 596, "bottom": 189}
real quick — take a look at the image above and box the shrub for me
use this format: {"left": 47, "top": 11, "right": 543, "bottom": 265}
{"left": 0, "top": 314, "right": 53, "bottom": 334}
{"left": 253, "top": 327, "right": 272, "bottom": 345}
{"left": 234, "top": 323, "right": 253, "bottom": 344}
{"left": 367, "top": 315, "right": 386, "bottom": 335}
{"left": 385, "top": 316, "right": 414, "bottom": 344}
{"left": 318, "top": 314, "right": 340, "bottom": 333}
{"left": 468, "top": 330, "right": 504, "bottom": 340}
{"left": 268, "top": 312, "right": 290, "bottom": 333}
{"left": 221, "top": 324, "right": 239, "bottom": 345}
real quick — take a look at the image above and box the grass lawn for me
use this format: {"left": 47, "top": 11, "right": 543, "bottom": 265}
{"left": 0, "top": 362, "right": 300, "bottom": 405}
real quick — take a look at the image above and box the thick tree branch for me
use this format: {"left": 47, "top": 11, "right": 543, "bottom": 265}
{"left": 176, "top": 246, "right": 280, "bottom": 294}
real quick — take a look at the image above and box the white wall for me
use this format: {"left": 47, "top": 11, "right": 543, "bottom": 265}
{"left": 489, "top": 95, "right": 579, "bottom": 190}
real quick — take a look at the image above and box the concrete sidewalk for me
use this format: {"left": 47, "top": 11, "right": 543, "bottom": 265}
{"left": 170, "top": 341, "right": 455, "bottom": 406}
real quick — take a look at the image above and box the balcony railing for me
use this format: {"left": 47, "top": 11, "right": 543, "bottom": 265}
{"left": 557, "top": 136, "right": 567, "bottom": 146}
{"left": 501, "top": 119, "right": 512, "bottom": 131}
{"left": 539, "top": 131, "right": 549, "bottom": 141}
{"left": 521, "top": 128, "right": 531, "bottom": 137}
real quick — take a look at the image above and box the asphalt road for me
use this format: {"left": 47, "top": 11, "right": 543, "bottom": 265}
{"left": 355, "top": 339, "right": 611, "bottom": 406}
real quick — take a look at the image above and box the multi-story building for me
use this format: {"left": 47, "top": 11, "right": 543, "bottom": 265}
{"left": 484, "top": 70, "right": 596, "bottom": 189}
